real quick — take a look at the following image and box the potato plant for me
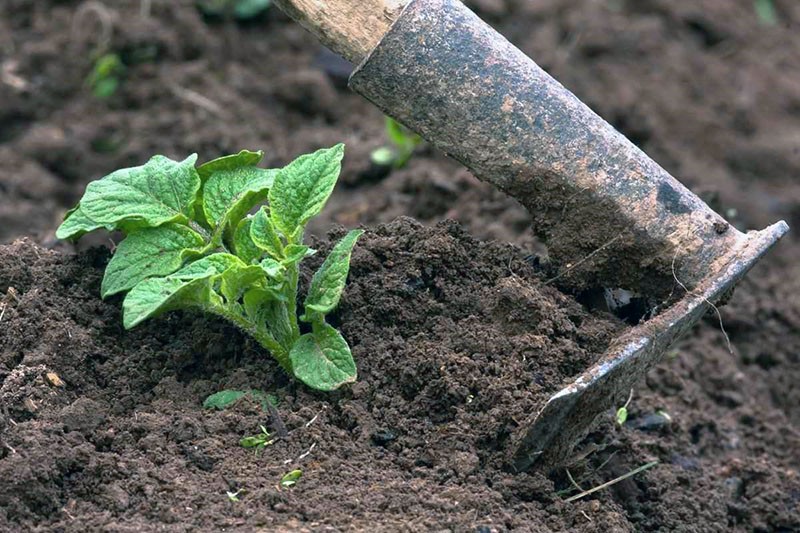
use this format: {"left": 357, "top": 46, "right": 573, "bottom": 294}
{"left": 57, "top": 145, "right": 362, "bottom": 391}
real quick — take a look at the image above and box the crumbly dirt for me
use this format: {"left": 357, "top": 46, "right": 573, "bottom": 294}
{"left": 0, "top": 220, "right": 627, "bottom": 531}
{"left": 1, "top": 0, "right": 799, "bottom": 531}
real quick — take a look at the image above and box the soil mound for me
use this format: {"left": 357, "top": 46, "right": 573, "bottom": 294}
{"left": 0, "top": 218, "right": 626, "bottom": 531}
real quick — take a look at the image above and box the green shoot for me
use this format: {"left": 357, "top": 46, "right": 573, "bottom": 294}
{"left": 87, "top": 53, "right": 125, "bottom": 99}
{"left": 615, "top": 389, "right": 633, "bottom": 427}
{"left": 754, "top": 0, "right": 778, "bottom": 26}
{"left": 370, "top": 117, "right": 422, "bottom": 169}
{"left": 280, "top": 469, "right": 302, "bottom": 488}
{"left": 240, "top": 425, "right": 275, "bottom": 452}
{"left": 57, "top": 145, "right": 363, "bottom": 391}
{"left": 203, "top": 389, "right": 278, "bottom": 411}
{"left": 198, "top": 0, "right": 271, "bottom": 19}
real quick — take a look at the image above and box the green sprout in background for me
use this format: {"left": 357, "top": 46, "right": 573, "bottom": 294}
{"left": 370, "top": 117, "right": 423, "bottom": 170}
{"left": 240, "top": 425, "right": 275, "bottom": 453}
{"left": 754, "top": 0, "right": 778, "bottom": 26}
{"left": 86, "top": 53, "right": 125, "bottom": 99}
{"left": 280, "top": 469, "right": 302, "bottom": 488}
{"left": 57, "top": 145, "right": 363, "bottom": 391}
{"left": 198, "top": 0, "right": 271, "bottom": 20}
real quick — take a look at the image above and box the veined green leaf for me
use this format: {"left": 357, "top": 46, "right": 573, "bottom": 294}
{"left": 269, "top": 144, "right": 344, "bottom": 237}
{"left": 290, "top": 322, "right": 356, "bottom": 391}
{"left": 170, "top": 253, "right": 245, "bottom": 280}
{"left": 233, "top": 217, "right": 262, "bottom": 264}
{"left": 304, "top": 229, "right": 364, "bottom": 316}
{"left": 101, "top": 223, "right": 205, "bottom": 298}
{"left": 282, "top": 244, "right": 315, "bottom": 266}
{"left": 195, "top": 150, "right": 264, "bottom": 228}
{"left": 243, "top": 289, "right": 292, "bottom": 348}
{"left": 123, "top": 275, "right": 220, "bottom": 329}
{"left": 80, "top": 154, "right": 200, "bottom": 230}
{"left": 203, "top": 389, "right": 278, "bottom": 411}
{"left": 203, "top": 165, "right": 277, "bottom": 230}
{"left": 203, "top": 390, "right": 248, "bottom": 410}
{"left": 259, "top": 257, "right": 284, "bottom": 279}
{"left": 197, "top": 150, "right": 264, "bottom": 181}
{"left": 56, "top": 204, "right": 107, "bottom": 240}
{"left": 251, "top": 207, "right": 284, "bottom": 259}
{"left": 220, "top": 264, "right": 266, "bottom": 303}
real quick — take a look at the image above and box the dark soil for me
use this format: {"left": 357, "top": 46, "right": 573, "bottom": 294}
{"left": 0, "top": 220, "right": 626, "bottom": 531}
{"left": 1, "top": 0, "right": 799, "bottom": 531}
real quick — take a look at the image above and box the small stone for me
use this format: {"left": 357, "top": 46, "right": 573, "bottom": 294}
{"left": 45, "top": 372, "right": 65, "bottom": 387}
{"left": 631, "top": 412, "right": 671, "bottom": 431}
{"left": 23, "top": 398, "right": 38, "bottom": 412}
{"left": 371, "top": 429, "right": 398, "bottom": 447}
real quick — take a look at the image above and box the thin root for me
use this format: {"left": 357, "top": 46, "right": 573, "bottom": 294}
{"left": 544, "top": 235, "right": 623, "bottom": 286}
{"left": 671, "top": 250, "right": 733, "bottom": 355}
{"left": 564, "top": 460, "right": 658, "bottom": 503}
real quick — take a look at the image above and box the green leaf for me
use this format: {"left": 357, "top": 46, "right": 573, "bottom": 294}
{"left": 220, "top": 264, "right": 266, "bottom": 302}
{"left": 240, "top": 436, "right": 264, "bottom": 448}
{"left": 56, "top": 204, "right": 105, "bottom": 240}
{"left": 101, "top": 223, "right": 205, "bottom": 298}
{"left": 616, "top": 406, "right": 628, "bottom": 426}
{"left": 203, "top": 165, "right": 277, "bottom": 229}
{"left": 233, "top": 217, "right": 262, "bottom": 264}
{"left": 203, "top": 389, "right": 278, "bottom": 411}
{"left": 259, "top": 257, "right": 284, "bottom": 279}
{"left": 80, "top": 154, "right": 200, "bottom": 230}
{"left": 171, "top": 253, "right": 245, "bottom": 280}
{"left": 304, "top": 229, "right": 364, "bottom": 316}
{"left": 204, "top": 390, "right": 248, "bottom": 410}
{"left": 234, "top": 0, "right": 272, "bottom": 18}
{"left": 243, "top": 289, "right": 292, "bottom": 347}
{"left": 282, "top": 244, "right": 315, "bottom": 266}
{"left": 280, "top": 469, "right": 302, "bottom": 488}
{"left": 251, "top": 207, "right": 284, "bottom": 258}
{"left": 195, "top": 150, "right": 264, "bottom": 228}
{"left": 755, "top": 0, "right": 778, "bottom": 26}
{"left": 197, "top": 150, "right": 264, "bottom": 181}
{"left": 122, "top": 253, "right": 244, "bottom": 328}
{"left": 289, "top": 322, "right": 356, "bottom": 391}
{"left": 123, "top": 275, "right": 219, "bottom": 329}
{"left": 269, "top": 145, "right": 344, "bottom": 237}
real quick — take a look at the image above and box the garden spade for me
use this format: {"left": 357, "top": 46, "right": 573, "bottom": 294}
{"left": 273, "top": 0, "right": 789, "bottom": 469}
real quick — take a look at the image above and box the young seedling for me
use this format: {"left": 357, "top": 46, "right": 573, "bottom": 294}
{"left": 615, "top": 389, "right": 634, "bottom": 427}
{"left": 57, "top": 145, "right": 363, "bottom": 391}
{"left": 203, "top": 389, "right": 278, "bottom": 411}
{"left": 370, "top": 117, "right": 422, "bottom": 169}
{"left": 198, "top": 0, "right": 271, "bottom": 20}
{"left": 86, "top": 53, "right": 125, "bottom": 99}
{"left": 240, "top": 425, "right": 275, "bottom": 453}
{"left": 280, "top": 469, "right": 302, "bottom": 488}
{"left": 754, "top": 0, "right": 778, "bottom": 26}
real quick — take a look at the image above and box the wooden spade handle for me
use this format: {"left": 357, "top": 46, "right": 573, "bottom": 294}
{"left": 273, "top": 0, "right": 411, "bottom": 63}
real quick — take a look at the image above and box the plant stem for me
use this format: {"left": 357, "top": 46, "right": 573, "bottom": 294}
{"left": 285, "top": 265, "right": 301, "bottom": 341}
{"left": 188, "top": 220, "right": 212, "bottom": 240}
